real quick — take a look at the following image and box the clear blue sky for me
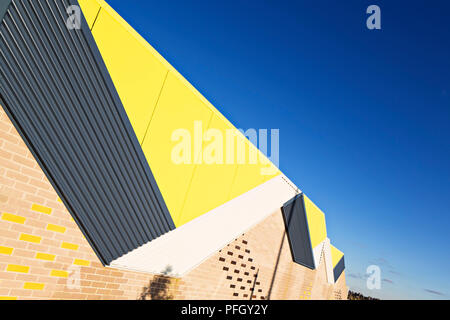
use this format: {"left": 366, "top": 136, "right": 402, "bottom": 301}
{"left": 104, "top": 0, "right": 450, "bottom": 299}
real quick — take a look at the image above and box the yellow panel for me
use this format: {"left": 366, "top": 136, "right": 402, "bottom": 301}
{"left": 74, "top": 259, "right": 91, "bottom": 266}
{"left": 78, "top": 0, "right": 101, "bottom": 29}
{"left": 90, "top": 0, "right": 283, "bottom": 226}
{"left": 91, "top": 6, "right": 168, "bottom": 143}
{"left": 35, "top": 253, "right": 55, "bottom": 261}
{"left": 23, "top": 282, "right": 45, "bottom": 290}
{"left": 19, "top": 234, "right": 41, "bottom": 244}
{"left": 31, "top": 204, "right": 52, "bottom": 215}
{"left": 303, "top": 195, "right": 327, "bottom": 248}
{"left": 50, "top": 270, "right": 69, "bottom": 278}
{"left": 0, "top": 246, "right": 13, "bottom": 255}
{"left": 229, "top": 139, "right": 280, "bottom": 200}
{"left": 7, "top": 264, "right": 29, "bottom": 273}
{"left": 46, "top": 223, "right": 66, "bottom": 234}
{"left": 61, "top": 242, "right": 79, "bottom": 251}
{"left": 141, "top": 72, "right": 213, "bottom": 226}
{"left": 179, "top": 115, "right": 238, "bottom": 226}
{"left": 331, "top": 245, "right": 344, "bottom": 268}
{"left": 1, "top": 212, "right": 26, "bottom": 224}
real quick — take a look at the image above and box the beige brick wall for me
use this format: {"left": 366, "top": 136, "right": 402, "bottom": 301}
{"left": 0, "top": 105, "right": 347, "bottom": 300}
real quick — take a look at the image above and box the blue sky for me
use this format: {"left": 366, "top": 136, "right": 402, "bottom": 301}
{"left": 105, "top": 0, "right": 450, "bottom": 299}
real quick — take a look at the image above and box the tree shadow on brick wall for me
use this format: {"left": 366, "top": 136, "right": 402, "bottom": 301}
{"left": 139, "top": 266, "right": 175, "bottom": 300}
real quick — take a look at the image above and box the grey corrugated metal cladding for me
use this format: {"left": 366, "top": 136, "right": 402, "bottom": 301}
{"left": 333, "top": 256, "right": 345, "bottom": 282}
{"left": 281, "top": 194, "right": 315, "bottom": 269}
{"left": 0, "top": 0, "right": 175, "bottom": 265}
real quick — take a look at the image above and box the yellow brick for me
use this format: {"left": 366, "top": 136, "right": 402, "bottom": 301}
{"left": 0, "top": 296, "right": 17, "bottom": 300}
{"left": 7, "top": 264, "right": 30, "bottom": 273}
{"left": 31, "top": 204, "right": 52, "bottom": 215}
{"left": 35, "top": 252, "right": 55, "bottom": 261}
{"left": 0, "top": 246, "right": 13, "bottom": 255}
{"left": 50, "top": 270, "right": 68, "bottom": 278}
{"left": 46, "top": 223, "right": 66, "bottom": 234}
{"left": 19, "top": 233, "right": 41, "bottom": 244}
{"left": 57, "top": 197, "right": 62, "bottom": 203}
{"left": 73, "top": 259, "right": 90, "bottom": 266}
{"left": 61, "top": 242, "right": 78, "bottom": 251}
{"left": 23, "top": 282, "right": 45, "bottom": 290}
{"left": 1, "top": 212, "right": 26, "bottom": 224}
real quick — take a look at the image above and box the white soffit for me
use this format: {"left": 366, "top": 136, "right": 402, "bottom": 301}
{"left": 109, "top": 174, "right": 300, "bottom": 276}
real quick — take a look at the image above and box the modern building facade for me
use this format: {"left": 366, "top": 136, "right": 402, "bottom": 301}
{"left": 0, "top": 0, "right": 347, "bottom": 300}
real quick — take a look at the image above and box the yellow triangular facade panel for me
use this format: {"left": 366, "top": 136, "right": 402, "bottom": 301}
{"left": 82, "top": 0, "right": 280, "bottom": 227}
{"left": 303, "top": 195, "right": 328, "bottom": 248}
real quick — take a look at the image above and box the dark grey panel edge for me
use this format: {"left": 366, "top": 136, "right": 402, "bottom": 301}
{"left": 281, "top": 194, "right": 315, "bottom": 269}
{"left": 333, "top": 256, "right": 345, "bottom": 282}
{"left": 0, "top": 0, "right": 175, "bottom": 265}
{"left": 0, "top": 0, "right": 11, "bottom": 23}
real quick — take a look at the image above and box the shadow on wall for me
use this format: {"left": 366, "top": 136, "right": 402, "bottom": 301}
{"left": 139, "top": 266, "right": 175, "bottom": 300}
{"left": 267, "top": 228, "right": 287, "bottom": 300}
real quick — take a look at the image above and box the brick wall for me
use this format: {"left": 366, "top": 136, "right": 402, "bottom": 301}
{"left": 0, "top": 105, "right": 347, "bottom": 300}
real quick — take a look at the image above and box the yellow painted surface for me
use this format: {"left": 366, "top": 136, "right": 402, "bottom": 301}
{"left": 179, "top": 115, "right": 238, "bottom": 226}
{"left": 88, "top": 0, "right": 282, "bottom": 227}
{"left": 61, "top": 242, "right": 79, "bottom": 251}
{"left": 91, "top": 2, "right": 168, "bottom": 144}
{"left": 0, "top": 296, "right": 17, "bottom": 300}
{"left": 31, "top": 204, "right": 52, "bottom": 215}
{"left": 50, "top": 270, "right": 68, "bottom": 278}
{"left": 331, "top": 245, "right": 344, "bottom": 268}
{"left": 46, "top": 223, "right": 66, "bottom": 234}
{"left": 35, "top": 252, "right": 55, "bottom": 261}
{"left": 0, "top": 246, "right": 13, "bottom": 255}
{"left": 23, "top": 282, "right": 45, "bottom": 290}
{"left": 303, "top": 195, "right": 327, "bottom": 248}
{"left": 7, "top": 264, "right": 29, "bottom": 273}
{"left": 229, "top": 143, "right": 280, "bottom": 200}
{"left": 1, "top": 212, "right": 26, "bottom": 224}
{"left": 78, "top": 0, "right": 101, "bottom": 29}
{"left": 19, "top": 234, "right": 41, "bottom": 244}
{"left": 73, "top": 259, "right": 91, "bottom": 266}
{"left": 141, "top": 72, "right": 213, "bottom": 226}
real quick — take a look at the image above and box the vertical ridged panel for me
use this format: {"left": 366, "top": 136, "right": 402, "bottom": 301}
{"left": 333, "top": 256, "right": 345, "bottom": 282}
{"left": 0, "top": 0, "right": 174, "bottom": 264}
{"left": 281, "top": 194, "right": 315, "bottom": 269}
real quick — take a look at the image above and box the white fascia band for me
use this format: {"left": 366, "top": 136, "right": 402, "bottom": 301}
{"left": 109, "top": 174, "right": 300, "bottom": 276}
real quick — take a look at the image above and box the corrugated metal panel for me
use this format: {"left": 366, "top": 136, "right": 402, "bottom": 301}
{"left": 0, "top": 0, "right": 175, "bottom": 265}
{"left": 281, "top": 194, "right": 315, "bottom": 269}
{"left": 333, "top": 256, "right": 345, "bottom": 282}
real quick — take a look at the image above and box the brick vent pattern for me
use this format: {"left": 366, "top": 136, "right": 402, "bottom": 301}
{"left": 0, "top": 106, "right": 347, "bottom": 300}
